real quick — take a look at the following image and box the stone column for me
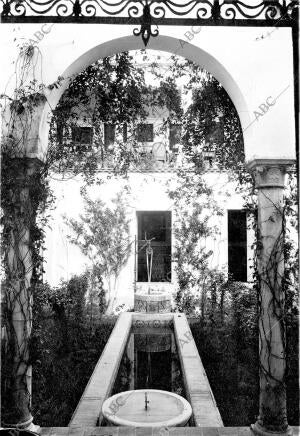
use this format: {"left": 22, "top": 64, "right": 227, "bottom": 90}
{"left": 247, "top": 159, "right": 294, "bottom": 436}
{"left": 2, "top": 156, "right": 42, "bottom": 433}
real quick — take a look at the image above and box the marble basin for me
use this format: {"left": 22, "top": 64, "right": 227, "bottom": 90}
{"left": 102, "top": 389, "right": 192, "bottom": 427}
{"left": 134, "top": 292, "right": 171, "bottom": 313}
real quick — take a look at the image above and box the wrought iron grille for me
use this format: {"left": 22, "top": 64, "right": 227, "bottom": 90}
{"left": 0, "top": 0, "right": 298, "bottom": 20}
{"left": 1, "top": 1, "right": 298, "bottom": 46}
{"left": 0, "top": 0, "right": 299, "bottom": 26}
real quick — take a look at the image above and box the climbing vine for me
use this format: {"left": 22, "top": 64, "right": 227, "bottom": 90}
{"left": 0, "top": 46, "right": 186, "bottom": 424}
{"left": 1, "top": 40, "right": 298, "bottom": 428}
{"left": 64, "top": 189, "right": 132, "bottom": 313}
{"left": 0, "top": 43, "right": 57, "bottom": 425}
{"left": 170, "top": 64, "right": 298, "bottom": 429}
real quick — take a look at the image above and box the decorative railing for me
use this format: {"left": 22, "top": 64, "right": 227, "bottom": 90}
{"left": 1, "top": 1, "right": 298, "bottom": 45}
{"left": 0, "top": 0, "right": 298, "bottom": 21}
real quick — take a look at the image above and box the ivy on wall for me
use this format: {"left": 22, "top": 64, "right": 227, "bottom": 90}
{"left": 1, "top": 44, "right": 57, "bottom": 424}
{"left": 0, "top": 42, "right": 298, "bottom": 427}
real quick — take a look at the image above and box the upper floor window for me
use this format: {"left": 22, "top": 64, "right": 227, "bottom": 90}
{"left": 122, "top": 123, "right": 128, "bottom": 142}
{"left": 137, "top": 123, "right": 154, "bottom": 142}
{"left": 202, "top": 148, "right": 216, "bottom": 167}
{"left": 71, "top": 126, "right": 93, "bottom": 151}
{"left": 104, "top": 123, "right": 115, "bottom": 147}
{"left": 169, "top": 124, "right": 181, "bottom": 150}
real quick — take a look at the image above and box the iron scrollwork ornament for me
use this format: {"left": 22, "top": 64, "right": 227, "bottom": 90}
{"left": 0, "top": 1, "right": 298, "bottom": 46}
{"left": 133, "top": 2, "right": 158, "bottom": 47}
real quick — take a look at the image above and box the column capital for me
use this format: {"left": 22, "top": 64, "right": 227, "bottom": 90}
{"left": 246, "top": 158, "right": 295, "bottom": 189}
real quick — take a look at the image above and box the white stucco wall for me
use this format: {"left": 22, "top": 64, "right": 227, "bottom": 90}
{"left": 0, "top": 23, "right": 296, "bottom": 311}
{"left": 43, "top": 170, "right": 255, "bottom": 311}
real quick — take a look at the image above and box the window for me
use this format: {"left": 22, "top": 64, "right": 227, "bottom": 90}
{"left": 202, "top": 149, "right": 215, "bottom": 167}
{"left": 169, "top": 124, "right": 181, "bottom": 150}
{"left": 122, "top": 123, "right": 128, "bottom": 142}
{"left": 228, "top": 210, "right": 247, "bottom": 281}
{"left": 71, "top": 126, "right": 93, "bottom": 151}
{"left": 104, "top": 123, "right": 115, "bottom": 146}
{"left": 56, "top": 123, "right": 64, "bottom": 145}
{"left": 137, "top": 123, "right": 154, "bottom": 142}
{"left": 72, "top": 126, "right": 93, "bottom": 144}
{"left": 137, "top": 211, "right": 171, "bottom": 282}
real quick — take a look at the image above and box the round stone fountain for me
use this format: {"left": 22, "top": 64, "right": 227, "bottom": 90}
{"left": 102, "top": 389, "right": 192, "bottom": 427}
{"left": 134, "top": 289, "right": 172, "bottom": 313}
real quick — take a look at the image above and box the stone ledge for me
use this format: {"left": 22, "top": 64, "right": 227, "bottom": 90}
{"left": 173, "top": 314, "right": 223, "bottom": 428}
{"left": 40, "top": 427, "right": 300, "bottom": 436}
{"left": 68, "top": 313, "right": 132, "bottom": 427}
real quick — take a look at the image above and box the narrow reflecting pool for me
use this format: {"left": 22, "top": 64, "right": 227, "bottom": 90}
{"left": 112, "top": 324, "right": 186, "bottom": 398}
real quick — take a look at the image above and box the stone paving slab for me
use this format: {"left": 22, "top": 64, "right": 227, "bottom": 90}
{"left": 41, "top": 427, "right": 300, "bottom": 436}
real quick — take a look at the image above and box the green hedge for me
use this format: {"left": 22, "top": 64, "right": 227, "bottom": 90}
{"left": 30, "top": 275, "right": 114, "bottom": 426}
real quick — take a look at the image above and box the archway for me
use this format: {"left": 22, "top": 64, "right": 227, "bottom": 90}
{"left": 40, "top": 34, "right": 250, "bottom": 161}
{"left": 2, "top": 24, "right": 297, "bottom": 436}
{"left": 42, "top": 37, "right": 250, "bottom": 314}
{"left": 41, "top": 37, "right": 295, "bottom": 436}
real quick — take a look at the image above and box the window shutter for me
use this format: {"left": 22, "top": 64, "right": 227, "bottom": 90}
{"left": 169, "top": 124, "right": 181, "bottom": 150}
{"left": 228, "top": 210, "right": 247, "bottom": 281}
{"left": 104, "top": 123, "right": 116, "bottom": 146}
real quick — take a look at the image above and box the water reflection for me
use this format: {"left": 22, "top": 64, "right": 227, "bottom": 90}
{"left": 112, "top": 327, "right": 185, "bottom": 398}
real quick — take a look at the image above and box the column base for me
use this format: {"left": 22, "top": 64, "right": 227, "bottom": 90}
{"left": 3, "top": 417, "right": 41, "bottom": 434}
{"left": 26, "top": 422, "right": 41, "bottom": 434}
{"left": 251, "top": 422, "right": 293, "bottom": 436}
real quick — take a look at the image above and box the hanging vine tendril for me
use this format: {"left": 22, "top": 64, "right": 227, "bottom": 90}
{"left": 1, "top": 42, "right": 55, "bottom": 426}
{"left": 253, "top": 180, "right": 297, "bottom": 432}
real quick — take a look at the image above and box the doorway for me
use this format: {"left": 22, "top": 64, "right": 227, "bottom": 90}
{"left": 137, "top": 211, "right": 172, "bottom": 282}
